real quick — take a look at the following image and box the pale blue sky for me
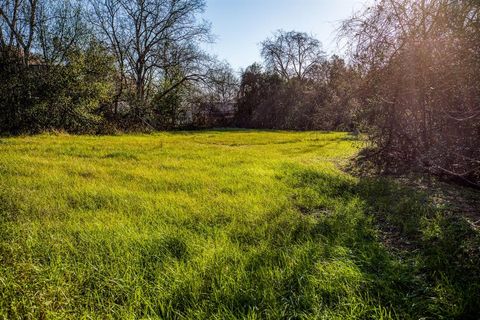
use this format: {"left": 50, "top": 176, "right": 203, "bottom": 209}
{"left": 201, "top": 0, "right": 370, "bottom": 71}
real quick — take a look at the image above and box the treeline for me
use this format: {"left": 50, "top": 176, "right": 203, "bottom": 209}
{"left": 235, "top": 31, "right": 360, "bottom": 131}
{"left": 0, "top": 0, "right": 237, "bottom": 133}
{"left": 1, "top": 0, "right": 479, "bottom": 185}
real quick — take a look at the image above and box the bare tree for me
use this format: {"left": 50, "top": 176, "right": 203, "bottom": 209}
{"left": 340, "top": 0, "right": 480, "bottom": 186}
{"left": 89, "top": 0, "right": 211, "bottom": 115}
{"left": 202, "top": 60, "right": 238, "bottom": 103}
{"left": 0, "top": 0, "right": 39, "bottom": 65}
{"left": 0, "top": 0, "right": 89, "bottom": 66}
{"left": 36, "top": 0, "right": 88, "bottom": 65}
{"left": 261, "top": 30, "right": 325, "bottom": 80}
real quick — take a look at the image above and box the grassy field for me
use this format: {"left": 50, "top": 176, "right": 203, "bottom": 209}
{"left": 0, "top": 130, "right": 479, "bottom": 319}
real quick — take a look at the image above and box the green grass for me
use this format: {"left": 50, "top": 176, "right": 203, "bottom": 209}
{"left": 0, "top": 130, "right": 479, "bottom": 319}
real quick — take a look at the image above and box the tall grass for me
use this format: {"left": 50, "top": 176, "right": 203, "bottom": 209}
{"left": 0, "top": 130, "right": 478, "bottom": 319}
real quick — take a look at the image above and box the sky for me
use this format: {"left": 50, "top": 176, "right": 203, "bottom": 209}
{"left": 201, "top": 0, "right": 370, "bottom": 72}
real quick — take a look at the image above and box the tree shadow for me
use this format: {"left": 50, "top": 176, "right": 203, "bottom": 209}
{"left": 281, "top": 163, "right": 480, "bottom": 319}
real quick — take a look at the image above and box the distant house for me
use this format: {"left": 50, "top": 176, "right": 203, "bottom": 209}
{"left": 0, "top": 45, "right": 45, "bottom": 68}
{"left": 207, "top": 101, "right": 236, "bottom": 121}
{"left": 191, "top": 100, "right": 236, "bottom": 128}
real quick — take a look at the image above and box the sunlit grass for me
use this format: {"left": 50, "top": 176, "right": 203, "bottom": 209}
{"left": 0, "top": 130, "right": 478, "bottom": 319}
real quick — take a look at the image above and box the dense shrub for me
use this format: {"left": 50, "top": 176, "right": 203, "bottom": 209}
{"left": 341, "top": 0, "right": 480, "bottom": 186}
{"left": 0, "top": 43, "right": 114, "bottom": 134}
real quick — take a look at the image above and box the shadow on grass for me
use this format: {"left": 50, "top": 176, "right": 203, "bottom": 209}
{"left": 282, "top": 163, "right": 480, "bottom": 319}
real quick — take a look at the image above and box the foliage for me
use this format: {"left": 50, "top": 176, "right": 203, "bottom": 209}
{"left": 152, "top": 67, "right": 191, "bottom": 130}
{"left": 0, "top": 0, "right": 216, "bottom": 133}
{"left": 235, "top": 56, "right": 359, "bottom": 131}
{"left": 0, "top": 41, "right": 115, "bottom": 134}
{"left": 88, "top": 0, "right": 212, "bottom": 119}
